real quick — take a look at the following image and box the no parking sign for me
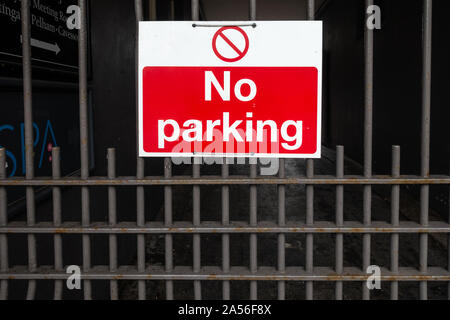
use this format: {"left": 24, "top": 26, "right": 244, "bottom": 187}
{"left": 138, "top": 21, "right": 322, "bottom": 158}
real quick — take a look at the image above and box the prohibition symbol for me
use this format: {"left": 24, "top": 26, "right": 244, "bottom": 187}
{"left": 212, "top": 26, "right": 249, "bottom": 63}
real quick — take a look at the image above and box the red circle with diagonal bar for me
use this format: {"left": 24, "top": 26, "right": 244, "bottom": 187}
{"left": 212, "top": 26, "right": 250, "bottom": 63}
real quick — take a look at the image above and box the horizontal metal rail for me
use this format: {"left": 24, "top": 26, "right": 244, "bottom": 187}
{"left": 1, "top": 266, "right": 449, "bottom": 281}
{"left": 0, "top": 175, "right": 449, "bottom": 186}
{"left": 1, "top": 221, "right": 450, "bottom": 234}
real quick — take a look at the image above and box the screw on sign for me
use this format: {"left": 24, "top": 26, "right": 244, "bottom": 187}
{"left": 212, "top": 26, "right": 249, "bottom": 62}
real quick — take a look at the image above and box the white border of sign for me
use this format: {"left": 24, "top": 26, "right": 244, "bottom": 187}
{"left": 138, "top": 21, "right": 323, "bottom": 159}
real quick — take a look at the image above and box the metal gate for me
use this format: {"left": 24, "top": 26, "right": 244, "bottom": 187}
{"left": 0, "top": 0, "right": 449, "bottom": 300}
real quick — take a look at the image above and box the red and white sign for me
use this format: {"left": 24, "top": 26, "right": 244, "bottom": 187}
{"left": 139, "top": 21, "right": 322, "bottom": 158}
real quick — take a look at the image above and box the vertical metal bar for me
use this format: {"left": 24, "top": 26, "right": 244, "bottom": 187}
{"left": 191, "top": 0, "right": 201, "bottom": 301}
{"left": 362, "top": 0, "right": 374, "bottom": 301}
{"left": 0, "top": 149, "right": 8, "bottom": 300}
{"left": 222, "top": 160, "right": 230, "bottom": 300}
{"left": 193, "top": 160, "right": 201, "bottom": 300}
{"left": 134, "top": 0, "right": 146, "bottom": 301}
{"left": 249, "top": 0, "right": 257, "bottom": 301}
{"left": 335, "top": 146, "right": 344, "bottom": 300}
{"left": 192, "top": 0, "right": 199, "bottom": 20}
{"left": 170, "top": 0, "right": 175, "bottom": 20}
{"left": 277, "top": 159, "right": 286, "bottom": 300}
{"left": 305, "top": 0, "right": 315, "bottom": 301}
{"left": 136, "top": 158, "right": 146, "bottom": 300}
{"left": 149, "top": 0, "right": 157, "bottom": 21}
{"left": 420, "top": 0, "right": 432, "bottom": 301}
{"left": 108, "top": 149, "right": 118, "bottom": 300}
{"left": 21, "top": 0, "right": 36, "bottom": 300}
{"left": 249, "top": 162, "right": 257, "bottom": 300}
{"left": 249, "top": 0, "right": 257, "bottom": 21}
{"left": 52, "top": 148, "right": 63, "bottom": 300}
{"left": 448, "top": 146, "right": 450, "bottom": 300}
{"left": 390, "top": 146, "right": 400, "bottom": 300}
{"left": 164, "top": 158, "right": 174, "bottom": 300}
{"left": 307, "top": 0, "right": 315, "bottom": 20}
{"left": 78, "top": 0, "right": 91, "bottom": 300}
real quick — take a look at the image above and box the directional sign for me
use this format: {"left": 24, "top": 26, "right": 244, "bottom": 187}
{"left": 0, "top": 0, "right": 79, "bottom": 70}
{"left": 139, "top": 21, "right": 322, "bottom": 158}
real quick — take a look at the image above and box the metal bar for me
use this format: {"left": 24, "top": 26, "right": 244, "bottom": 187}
{"left": 192, "top": 23, "right": 257, "bottom": 28}
{"left": 78, "top": 0, "right": 91, "bottom": 300}
{"left": 108, "top": 149, "right": 118, "bottom": 300}
{"left": 390, "top": 146, "right": 400, "bottom": 300}
{"left": 249, "top": 0, "right": 257, "bottom": 301}
{"left": 136, "top": 158, "right": 146, "bottom": 300}
{"left": 52, "top": 148, "right": 63, "bottom": 300}
{"left": 249, "top": 0, "right": 257, "bottom": 21}
{"left": 2, "top": 266, "right": 449, "bottom": 281}
{"left": 307, "top": 0, "right": 315, "bottom": 20}
{"left": 362, "top": 0, "right": 374, "bottom": 301}
{"left": 21, "top": 0, "right": 36, "bottom": 301}
{"left": 164, "top": 158, "right": 173, "bottom": 300}
{"left": 192, "top": 0, "right": 199, "bottom": 20}
{"left": 448, "top": 146, "right": 450, "bottom": 300}
{"left": 191, "top": 0, "right": 201, "bottom": 300}
{"left": 249, "top": 162, "right": 257, "bottom": 300}
{"left": 0, "top": 149, "right": 8, "bottom": 300}
{"left": 420, "top": 0, "right": 432, "bottom": 301}
{"left": 335, "top": 146, "right": 344, "bottom": 300}
{"left": 277, "top": 159, "right": 286, "bottom": 300}
{"left": 222, "top": 160, "right": 230, "bottom": 300}
{"left": 170, "top": 0, "right": 175, "bottom": 20}
{"left": 135, "top": 0, "right": 145, "bottom": 301}
{"left": 4, "top": 221, "right": 448, "bottom": 234}
{"left": 306, "top": 159, "right": 314, "bottom": 300}
{"left": 306, "top": 0, "right": 315, "bottom": 300}
{"left": 1, "top": 176, "right": 449, "bottom": 186}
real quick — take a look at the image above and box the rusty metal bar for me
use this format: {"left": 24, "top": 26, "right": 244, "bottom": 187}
{"left": 193, "top": 161, "right": 202, "bottom": 300}
{"left": 52, "top": 148, "right": 63, "bottom": 300}
{"left": 108, "top": 149, "right": 118, "bottom": 299}
{"left": 134, "top": 0, "right": 146, "bottom": 301}
{"left": 0, "top": 149, "right": 8, "bottom": 300}
{"left": 249, "top": 0, "right": 257, "bottom": 301}
{"left": 192, "top": 0, "right": 199, "bottom": 20}
{"left": 3, "top": 221, "right": 449, "bottom": 234}
{"left": 249, "top": 162, "right": 258, "bottom": 300}
{"left": 164, "top": 158, "right": 173, "bottom": 300}
{"left": 222, "top": 160, "right": 230, "bottom": 300}
{"left": 20, "top": 0, "right": 36, "bottom": 301}
{"left": 335, "top": 146, "right": 344, "bottom": 300}
{"left": 390, "top": 146, "right": 400, "bottom": 300}
{"left": 1, "top": 176, "right": 449, "bottom": 186}
{"left": 306, "top": 159, "right": 314, "bottom": 300}
{"left": 136, "top": 157, "right": 146, "bottom": 300}
{"left": 1, "top": 266, "right": 449, "bottom": 281}
{"left": 420, "top": 0, "right": 432, "bottom": 301}
{"left": 363, "top": 0, "right": 374, "bottom": 301}
{"left": 192, "top": 0, "right": 202, "bottom": 300}
{"left": 78, "top": 0, "right": 91, "bottom": 300}
{"left": 306, "top": 0, "right": 315, "bottom": 301}
{"left": 249, "top": 0, "right": 257, "bottom": 21}
{"left": 307, "top": 0, "right": 315, "bottom": 20}
{"left": 277, "top": 159, "right": 286, "bottom": 300}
